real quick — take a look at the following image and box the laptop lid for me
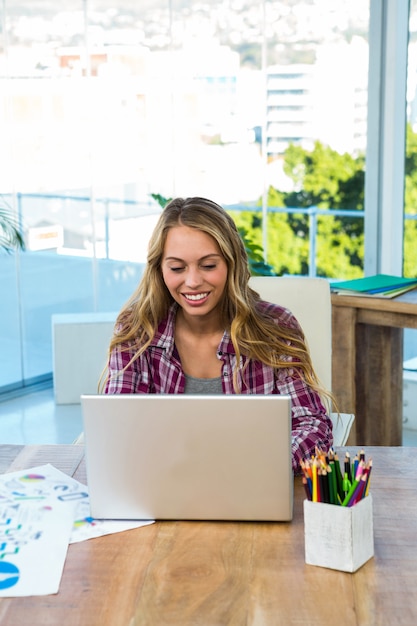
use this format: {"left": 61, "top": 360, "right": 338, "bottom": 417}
{"left": 81, "top": 394, "right": 293, "bottom": 522}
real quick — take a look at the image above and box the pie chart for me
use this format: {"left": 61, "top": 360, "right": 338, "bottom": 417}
{"left": 0, "top": 561, "right": 20, "bottom": 590}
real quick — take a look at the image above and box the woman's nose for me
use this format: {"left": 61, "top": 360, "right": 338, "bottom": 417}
{"left": 184, "top": 267, "right": 203, "bottom": 288}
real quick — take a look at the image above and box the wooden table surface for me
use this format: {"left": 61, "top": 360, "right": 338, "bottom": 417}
{"left": 331, "top": 287, "right": 417, "bottom": 446}
{"left": 1, "top": 444, "right": 417, "bottom": 626}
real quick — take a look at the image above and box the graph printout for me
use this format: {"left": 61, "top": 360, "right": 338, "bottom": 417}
{"left": 0, "top": 464, "right": 153, "bottom": 597}
{"left": 0, "top": 470, "right": 76, "bottom": 596}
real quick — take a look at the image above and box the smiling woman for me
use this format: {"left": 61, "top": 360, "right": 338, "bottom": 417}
{"left": 100, "top": 196, "right": 334, "bottom": 472}
{"left": 161, "top": 224, "right": 229, "bottom": 379}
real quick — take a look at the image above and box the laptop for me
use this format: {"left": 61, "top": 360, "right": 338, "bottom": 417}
{"left": 81, "top": 394, "right": 293, "bottom": 522}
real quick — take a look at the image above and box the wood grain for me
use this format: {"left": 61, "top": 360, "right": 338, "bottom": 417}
{"left": 331, "top": 289, "right": 417, "bottom": 445}
{"left": 1, "top": 445, "right": 417, "bottom": 625}
{"left": 0, "top": 444, "right": 24, "bottom": 473}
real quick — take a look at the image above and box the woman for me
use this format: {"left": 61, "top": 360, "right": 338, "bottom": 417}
{"left": 101, "top": 196, "right": 333, "bottom": 471}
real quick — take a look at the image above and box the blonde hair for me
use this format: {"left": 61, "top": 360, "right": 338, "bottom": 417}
{"left": 100, "top": 196, "right": 332, "bottom": 404}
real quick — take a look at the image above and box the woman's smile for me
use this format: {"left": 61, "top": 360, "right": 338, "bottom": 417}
{"left": 182, "top": 291, "right": 210, "bottom": 303}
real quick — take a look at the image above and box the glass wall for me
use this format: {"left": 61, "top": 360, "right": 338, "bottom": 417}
{"left": 1, "top": 0, "right": 371, "bottom": 394}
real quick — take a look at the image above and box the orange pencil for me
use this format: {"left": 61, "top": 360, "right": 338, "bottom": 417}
{"left": 312, "top": 458, "right": 318, "bottom": 502}
{"left": 300, "top": 459, "right": 312, "bottom": 480}
{"left": 302, "top": 476, "right": 312, "bottom": 500}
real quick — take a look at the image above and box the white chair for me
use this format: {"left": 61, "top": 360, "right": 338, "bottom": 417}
{"left": 249, "top": 275, "right": 355, "bottom": 446}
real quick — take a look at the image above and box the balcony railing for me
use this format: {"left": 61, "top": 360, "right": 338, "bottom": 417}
{"left": 1, "top": 191, "right": 416, "bottom": 396}
{"left": 9, "top": 191, "right": 371, "bottom": 277}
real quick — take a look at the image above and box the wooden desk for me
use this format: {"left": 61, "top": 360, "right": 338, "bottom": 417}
{"left": 1, "top": 444, "right": 417, "bottom": 625}
{"left": 332, "top": 287, "right": 417, "bottom": 446}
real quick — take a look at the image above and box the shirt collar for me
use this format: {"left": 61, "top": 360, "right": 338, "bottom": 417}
{"left": 150, "top": 302, "right": 236, "bottom": 356}
{"left": 150, "top": 302, "right": 178, "bottom": 356}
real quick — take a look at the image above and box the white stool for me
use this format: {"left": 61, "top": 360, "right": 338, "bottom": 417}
{"left": 52, "top": 312, "right": 116, "bottom": 404}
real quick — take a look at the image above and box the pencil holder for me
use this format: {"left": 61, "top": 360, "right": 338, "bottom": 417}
{"left": 303, "top": 494, "right": 374, "bottom": 573}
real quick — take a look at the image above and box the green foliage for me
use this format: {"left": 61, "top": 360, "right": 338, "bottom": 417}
{"left": 266, "top": 212, "right": 310, "bottom": 275}
{"left": 315, "top": 214, "right": 364, "bottom": 279}
{"left": 0, "top": 201, "right": 25, "bottom": 253}
{"left": 233, "top": 142, "right": 363, "bottom": 278}
{"left": 151, "top": 193, "right": 171, "bottom": 208}
{"left": 231, "top": 208, "right": 308, "bottom": 276}
{"left": 404, "top": 123, "right": 417, "bottom": 186}
{"left": 236, "top": 226, "right": 277, "bottom": 276}
{"left": 282, "top": 142, "right": 365, "bottom": 270}
{"left": 283, "top": 141, "right": 365, "bottom": 210}
{"left": 404, "top": 219, "right": 417, "bottom": 277}
{"left": 263, "top": 142, "right": 365, "bottom": 278}
{"left": 403, "top": 124, "right": 417, "bottom": 278}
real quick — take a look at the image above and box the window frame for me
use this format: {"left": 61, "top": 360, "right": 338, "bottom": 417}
{"left": 364, "top": 0, "right": 410, "bottom": 275}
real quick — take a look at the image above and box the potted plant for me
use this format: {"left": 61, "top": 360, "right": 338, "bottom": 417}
{"left": 0, "top": 199, "right": 25, "bottom": 252}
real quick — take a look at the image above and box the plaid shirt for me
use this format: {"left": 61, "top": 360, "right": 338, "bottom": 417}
{"left": 104, "top": 301, "right": 333, "bottom": 471}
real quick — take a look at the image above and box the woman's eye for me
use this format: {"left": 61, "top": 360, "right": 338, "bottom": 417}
{"left": 170, "top": 266, "right": 184, "bottom": 272}
{"left": 202, "top": 264, "right": 216, "bottom": 270}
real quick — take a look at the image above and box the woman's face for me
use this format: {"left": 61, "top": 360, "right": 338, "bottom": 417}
{"left": 161, "top": 225, "right": 228, "bottom": 321}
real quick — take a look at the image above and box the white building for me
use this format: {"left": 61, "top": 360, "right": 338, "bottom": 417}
{"left": 266, "top": 64, "right": 315, "bottom": 156}
{"left": 266, "top": 39, "right": 369, "bottom": 158}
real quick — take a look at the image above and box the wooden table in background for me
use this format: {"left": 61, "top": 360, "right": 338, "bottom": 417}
{"left": 331, "top": 287, "right": 417, "bottom": 446}
{"left": 1, "top": 444, "right": 417, "bottom": 625}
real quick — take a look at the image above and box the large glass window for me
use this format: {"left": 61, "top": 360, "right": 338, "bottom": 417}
{"left": 1, "top": 0, "right": 370, "bottom": 394}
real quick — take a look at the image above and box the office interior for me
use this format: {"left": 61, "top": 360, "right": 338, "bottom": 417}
{"left": 1, "top": 0, "right": 417, "bottom": 446}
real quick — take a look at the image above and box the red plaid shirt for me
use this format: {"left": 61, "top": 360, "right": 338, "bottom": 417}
{"left": 104, "top": 302, "right": 333, "bottom": 470}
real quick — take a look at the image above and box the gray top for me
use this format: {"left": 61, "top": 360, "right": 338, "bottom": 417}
{"left": 184, "top": 374, "right": 223, "bottom": 395}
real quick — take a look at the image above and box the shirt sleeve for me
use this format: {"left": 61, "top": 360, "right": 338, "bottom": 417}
{"left": 275, "top": 369, "right": 333, "bottom": 473}
{"left": 260, "top": 301, "right": 334, "bottom": 471}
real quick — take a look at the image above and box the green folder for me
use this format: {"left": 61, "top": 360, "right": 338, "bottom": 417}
{"left": 331, "top": 274, "right": 417, "bottom": 295}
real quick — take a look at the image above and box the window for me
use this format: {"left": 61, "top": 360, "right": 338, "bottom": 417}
{"left": 1, "top": 1, "right": 373, "bottom": 394}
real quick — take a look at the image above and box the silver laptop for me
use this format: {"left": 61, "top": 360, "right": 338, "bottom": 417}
{"left": 81, "top": 394, "right": 293, "bottom": 522}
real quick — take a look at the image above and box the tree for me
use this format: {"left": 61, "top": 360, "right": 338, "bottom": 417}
{"left": 153, "top": 126, "right": 417, "bottom": 279}
{"left": 245, "top": 141, "right": 366, "bottom": 278}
